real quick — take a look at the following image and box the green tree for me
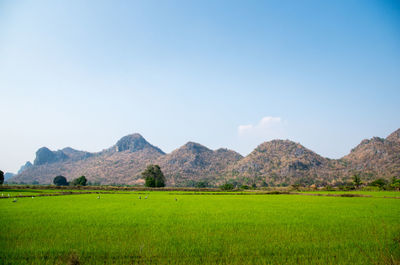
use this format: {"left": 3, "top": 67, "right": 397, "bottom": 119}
{"left": 391, "top": 176, "right": 400, "bottom": 191}
{"left": 352, "top": 173, "right": 362, "bottom": 189}
{"left": 195, "top": 181, "right": 208, "bottom": 188}
{"left": 72, "top": 175, "right": 87, "bottom": 186}
{"left": 0, "top": 170, "right": 4, "bottom": 185}
{"left": 368, "top": 178, "right": 387, "bottom": 189}
{"left": 53, "top": 175, "right": 68, "bottom": 186}
{"left": 142, "top": 165, "right": 166, "bottom": 187}
{"left": 219, "top": 183, "right": 234, "bottom": 190}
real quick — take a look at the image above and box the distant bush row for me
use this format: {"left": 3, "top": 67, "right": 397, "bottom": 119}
{"left": 53, "top": 175, "right": 87, "bottom": 186}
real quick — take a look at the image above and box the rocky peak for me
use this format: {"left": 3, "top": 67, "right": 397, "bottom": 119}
{"left": 34, "top": 147, "right": 68, "bottom": 165}
{"left": 115, "top": 134, "right": 164, "bottom": 154}
{"left": 386, "top": 128, "right": 400, "bottom": 143}
{"left": 181, "top": 142, "right": 211, "bottom": 153}
{"left": 17, "top": 161, "right": 33, "bottom": 174}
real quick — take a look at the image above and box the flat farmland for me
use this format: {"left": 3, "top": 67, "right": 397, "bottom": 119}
{"left": 1, "top": 191, "right": 399, "bottom": 264}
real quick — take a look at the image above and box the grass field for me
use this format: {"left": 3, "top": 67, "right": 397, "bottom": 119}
{"left": 1, "top": 191, "right": 399, "bottom": 264}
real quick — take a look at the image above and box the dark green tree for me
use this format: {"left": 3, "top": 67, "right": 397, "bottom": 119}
{"left": 195, "top": 181, "right": 208, "bottom": 188}
{"left": 219, "top": 183, "right": 234, "bottom": 190}
{"left": 53, "top": 175, "right": 68, "bottom": 186}
{"left": 72, "top": 175, "right": 87, "bottom": 186}
{"left": 352, "top": 173, "right": 362, "bottom": 189}
{"left": 368, "top": 178, "right": 387, "bottom": 189}
{"left": 142, "top": 165, "right": 166, "bottom": 187}
{"left": 391, "top": 176, "right": 400, "bottom": 191}
{"left": 0, "top": 170, "right": 4, "bottom": 185}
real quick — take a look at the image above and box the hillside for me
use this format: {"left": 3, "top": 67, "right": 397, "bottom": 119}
{"left": 157, "top": 142, "right": 243, "bottom": 186}
{"left": 225, "top": 140, "right": 334, "bottom": 186}
{"left": 339, "top": 129, "right": 400, "bottom": 181}
{"left": 7, "top": 129, "right": 400, "bottom": 186}
{"left": 12, "top": 134, "right": 165, "bottom": 185}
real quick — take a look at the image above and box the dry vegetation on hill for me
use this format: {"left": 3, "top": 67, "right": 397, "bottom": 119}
{"left": 8, "top": 129, "right": 400, "bottom": 186}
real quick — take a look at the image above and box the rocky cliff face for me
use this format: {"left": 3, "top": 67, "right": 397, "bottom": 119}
{"left": 34, "top": 147, "right": 68, "bottom": 165}
{"left": 17, "top": 161, "right": 33, "bottom": 174}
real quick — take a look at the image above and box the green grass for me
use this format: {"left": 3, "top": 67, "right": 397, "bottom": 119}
{"left": 1, "top": 192, "right": 399, "bottom": 264}
{"left": 298, "top": 190, "right": 400, "bottom": 198}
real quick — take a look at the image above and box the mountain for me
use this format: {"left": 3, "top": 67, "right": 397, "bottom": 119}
{"left": 226, "top": 140, "right": 333, "bottom": 186}
{"left": 157, "top": 142, "right": 243, "bottom": 186}
{"left": 7, "top": 129, "right": 400, "bottom": 186}
{"left": 338, "top": 130, "right": 400, "bottom": 181}
{"left": 17, "top": 161, "right": 33, "bottom": 174}
{"left": 4, "top": 172, "right": 15, "bottom": 181}
{"left": 10, "top": 134, "right": 165, "bottom": 185}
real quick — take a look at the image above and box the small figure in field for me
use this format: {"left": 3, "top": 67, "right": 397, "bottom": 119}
{"left": 97, "top": 195, "right": 100, "bottom": 199}
{"left": 32, "top": 196, "right": 34, "bottom": 199}
{"left": 139, "top": 196, "right": 141, "bottom": 199}
{"left": 8, "top": 194, "right": 10, "bottom": 197}
{"left": 145, "top": 196, "right": 148, "bottom": 199}
{"left": 175, "top": 197, "right": 178, "bottom": 201}
{"left": 12, "top": 198, "right": 17, "bottom": 203}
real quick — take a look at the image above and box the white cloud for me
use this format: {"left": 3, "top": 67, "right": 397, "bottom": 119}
{"left": 238, "top": 116, "right": 286, "bottom": 139}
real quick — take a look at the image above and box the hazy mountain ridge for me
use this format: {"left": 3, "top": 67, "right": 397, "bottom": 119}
{"left": 8, "top": 129, "right": 400, "bottom": 186}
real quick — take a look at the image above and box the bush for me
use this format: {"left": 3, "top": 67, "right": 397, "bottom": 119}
{"left": 53, "top": 175, "right": 68, "bottom": 186}
{"left": 240, "top": 185, "right": 250, "bottom": 190}
{"left": 195, "top": 181, "right": 208, "bottom": 188}
{"left": 220, "top": 183, "right": 234, "bottom": 190}
{"left": 368, "top": 178, "right": 387, "bottom": 189}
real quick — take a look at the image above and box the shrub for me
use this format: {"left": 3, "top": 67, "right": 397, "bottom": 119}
{"left": 220, "top": 183, "right": 234, "bottom": 190}
{"left": 195, "top": 181, "right": 208, "bottom": 188}
{"left": 53, "top": 175, "right": 68, "bottom": 186}
{"left": 368, "top": 178, "right": 387, "bottom": 189}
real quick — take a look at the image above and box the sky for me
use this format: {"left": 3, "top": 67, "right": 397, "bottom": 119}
{"left": 1, "top": 0, "right": 400, "bottom": 173}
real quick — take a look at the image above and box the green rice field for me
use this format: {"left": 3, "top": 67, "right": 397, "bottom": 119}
{"left": 1, "top": 190, "right": 399, "bottom": 264}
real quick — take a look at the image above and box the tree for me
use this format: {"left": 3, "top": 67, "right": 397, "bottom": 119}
{"left": 72, "top": 175, "right": 87, "bottom": 186}
{"left": 0, "top": 170, "right": 4, "bottom": 185}
{"left": 195, "top": 181, "right": 208, "bottom": 188}
{"left": 368, "top": 178, "right": 387, "bottom": 189}
{"left": 352, "top": 173, "right": 362, "bottom": 189}
{"left": 391, "top": 176, "right": 400, "bottom": 191}
{"left": 142, "top": 165, "right": 165, "bottom": 187}
{"left": 53, "top": 175, "right": 68, "bottom": 186}
{"left": 219, "top": 183, "right": 234, "bottom": 190}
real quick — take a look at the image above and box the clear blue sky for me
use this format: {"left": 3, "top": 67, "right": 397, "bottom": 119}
{"left": 1, "top": 0, "right": 399, "bottom": 173}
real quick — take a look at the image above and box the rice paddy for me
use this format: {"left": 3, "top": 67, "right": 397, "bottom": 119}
{"left": 1, "top": 190, "right": 399, "bottom": 264}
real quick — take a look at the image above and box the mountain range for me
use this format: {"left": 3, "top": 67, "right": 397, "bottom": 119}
{"left": 7, "top": 129, "right": 400, "bottom": 186}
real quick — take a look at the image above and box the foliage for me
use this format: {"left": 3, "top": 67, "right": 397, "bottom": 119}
{"left": 0, "top": 170, "right": 3, "bottom": 185}
{"left": 391, "top": 176, "right": 400, "bottom": 191}
{"left": 352, "top": 173, "right": 362, "bottom": 189}
{"left": 219, "top": 183, "right": 234, "bottom": 190}
{"left": 72, "top": 176, "right": 87, "bottom": 186}
{"left": 53, "top": 175, "right": 68, "bottom": 186}
{"left": 240, "top": 185, "right": 250, "bottom": 190}
{"left": 195, "top": 181, "right": 209, "bottom": 188}
{"left": 368, "top": 178, "right": 388, "bottom": 189}
{"left": 142, "top": 164, "right": 166, "bottom": 187}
